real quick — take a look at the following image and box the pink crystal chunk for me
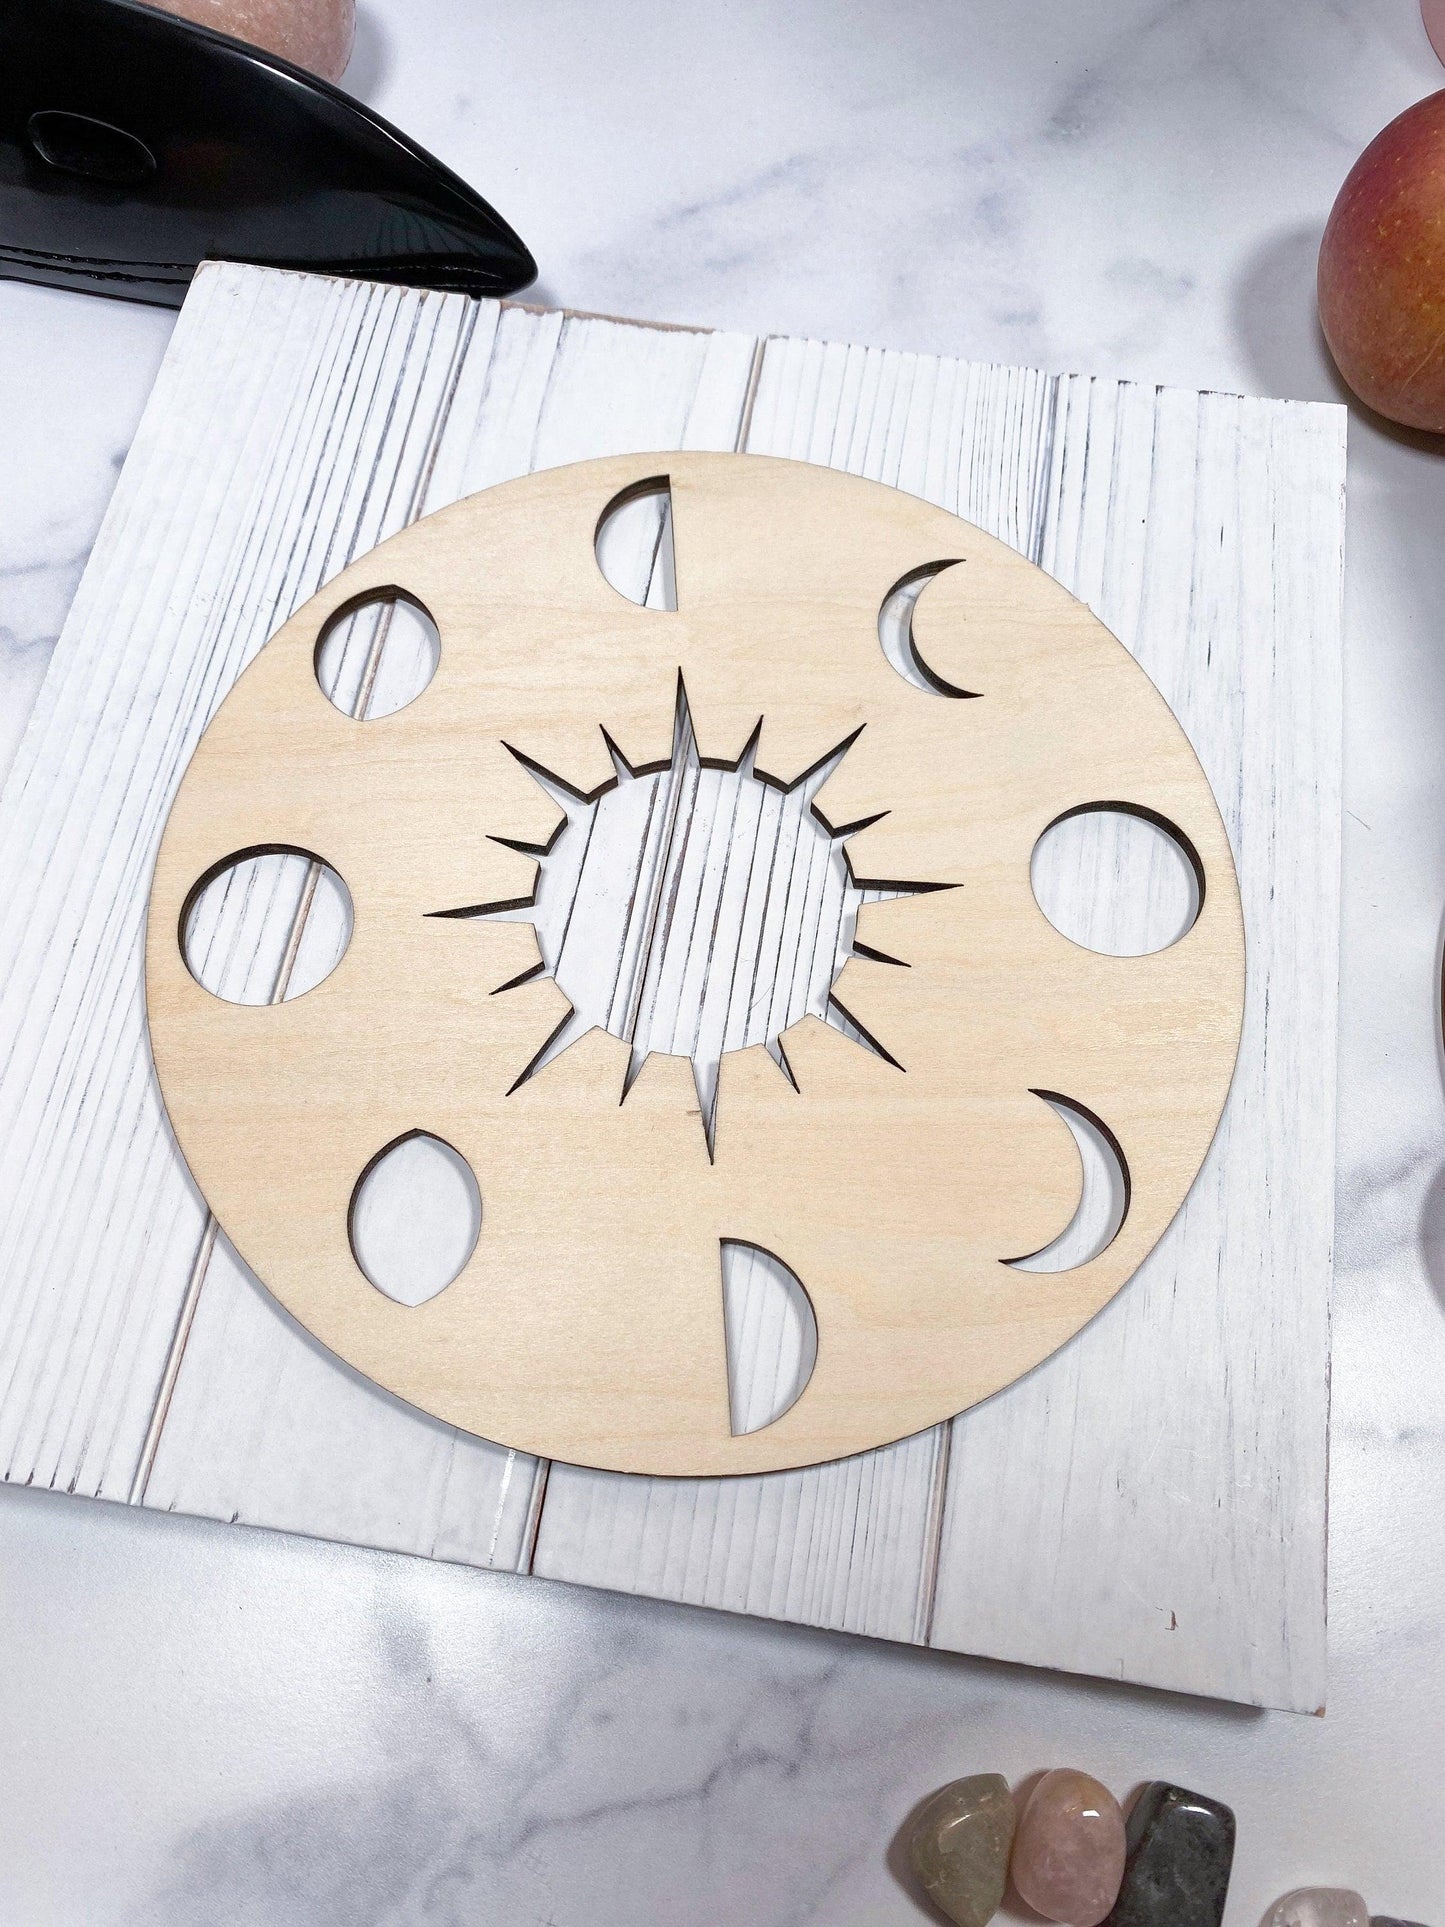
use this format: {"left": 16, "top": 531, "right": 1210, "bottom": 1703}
{"left": 147, "top": 0, "right": 355, "bottom": 81}
{"left": 1009, "top": 1769, "right": 1126, "bottom": 1927}
{"left": 1425, "top": 0, "right": 1445, "bottom": 66}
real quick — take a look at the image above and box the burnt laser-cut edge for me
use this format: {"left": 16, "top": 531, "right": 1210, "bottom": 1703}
{"left": 1003, "top": 1090, "right": 1132, "bottom": 1269}
{"left": 721, "top": 1238, "right": 819, "bottom": 1435}
{"left": 1032, "top": 800, "right": 1206, "bottom": 955}
{"left": 878, "top": 561, "right": 980, "bottom": 699}
{"left": 348, "top": 1127, "right": 482, "bottom": 1303}
{"left": 594, "top": 475, "right": 676, "bottom": 610}
{"left": 313, "top": 586, "right": 440, "bottom": 721}
{"left": 179, "top": 843, "right": 352, "bottom": 1005}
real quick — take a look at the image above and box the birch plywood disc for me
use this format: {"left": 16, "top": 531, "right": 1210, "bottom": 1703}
{"left": 145, "top": 452, "right": 1244, "bottom": 1478}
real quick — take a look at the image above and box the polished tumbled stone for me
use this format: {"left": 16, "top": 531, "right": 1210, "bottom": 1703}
{"left": 1102, "top": 1781, "right": 1234, "bottom": 1927}
{"left": 1372, "top": 1917, "right": 1434, "bottom": 1926}
{"left": 1011, "top": 1769, "right": 1127, "bottom": 1927}
{"left": 906, "top": 1773, "right": 1015, "bottom": 1927}
{"left": 1261, "top": 1892, "right": 1371, "bottom": 1927}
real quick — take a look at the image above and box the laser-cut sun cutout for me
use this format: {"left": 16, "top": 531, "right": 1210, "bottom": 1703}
{"left": 431, "top": 675, "right": 947, "bottom": 1158}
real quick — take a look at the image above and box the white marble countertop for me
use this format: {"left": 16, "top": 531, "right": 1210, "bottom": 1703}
{"left": 2, "top": 1, "right": 1444, "bottom": 1920}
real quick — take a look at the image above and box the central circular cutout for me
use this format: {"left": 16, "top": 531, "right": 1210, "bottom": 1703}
{"left": 436, "top": 682, "right": 935, "bottom": 1156}
{"left": 554, "top": 756, "right": 845, "bottom": 1054}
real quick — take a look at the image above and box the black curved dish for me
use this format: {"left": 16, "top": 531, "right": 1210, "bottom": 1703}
{"left": 0, "top": 0, "right": 536, "bottom": 305}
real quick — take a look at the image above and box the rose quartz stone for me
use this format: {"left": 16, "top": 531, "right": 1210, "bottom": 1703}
{"left": 147, "top": 0, "right": 355, "bottom": 81}
{"left": 1009, "top": 1769, "right": 1126, "bottom": 1927}
{"left": 1425, "top": 0, "right": 1445, "bottom": 67}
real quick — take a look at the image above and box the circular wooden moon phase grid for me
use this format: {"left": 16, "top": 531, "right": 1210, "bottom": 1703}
{"left": 146, "top": 452, "right": 1245, "bottom": 1478}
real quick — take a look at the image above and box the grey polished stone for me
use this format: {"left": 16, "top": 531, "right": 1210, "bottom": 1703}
{"left": 1103, "top": 1782, "right": 1235, "bottom": 1927}
{"left": 906, "top": 1773, "right": 1015, "bottom": 1927}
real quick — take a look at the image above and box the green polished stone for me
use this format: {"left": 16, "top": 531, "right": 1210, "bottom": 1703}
{"left": 907, "top": 1773, "right": 1015, "bottom": 1927}
{"left": 1103, "top": 1782, "right": 1235, "bottom": 1927}
{"left": 1372, "top": 1918, "right": 1433, "bottom": 1926}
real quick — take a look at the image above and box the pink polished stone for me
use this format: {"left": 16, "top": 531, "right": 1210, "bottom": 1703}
{"left": 1010, "top": 1770, "right": 1126, "bottom": 1927}
{"left": 147, "top": 0, "right": 355, "bottom": 81}
{"left": 1426, "top": 0, "right": 1445, "bottom": 66}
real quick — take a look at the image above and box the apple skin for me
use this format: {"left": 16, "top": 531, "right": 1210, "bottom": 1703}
{"left": 1318, "top": 90, "right": 1445, "bottom": 431}
{"left": 144, "top": 0, "right": 354, "bottom": 81}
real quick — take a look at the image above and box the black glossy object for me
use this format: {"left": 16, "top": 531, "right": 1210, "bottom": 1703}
{"left": 0, "top": 0, "right": 535, "bottom": 305}
{"left": 1103, "top": 1782, "right": 1235, "bottom": 1927}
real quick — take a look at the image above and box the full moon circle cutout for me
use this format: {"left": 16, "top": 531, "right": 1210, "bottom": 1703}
{"left": 146, "top": 453, "right": 1244, "bottom": 1478}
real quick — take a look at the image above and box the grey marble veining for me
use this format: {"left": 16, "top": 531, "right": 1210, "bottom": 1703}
{"left": 1, "top": 0, "right": 1444, "bottom": 1920}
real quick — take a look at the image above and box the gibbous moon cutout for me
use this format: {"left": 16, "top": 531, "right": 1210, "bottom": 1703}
{"left": 146, "top": 453, "right": 1245, "bottom": 1478}
{"left": 350, "top": 1131, "right": 482, "bottom": 1306}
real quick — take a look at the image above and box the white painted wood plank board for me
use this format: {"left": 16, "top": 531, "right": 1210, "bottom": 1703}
{"left": 530, "top": 340, "right": 1064, "bottom": 1643}
{"left": 534, "top": 1428, "right": 948, "bottom": 1642}
{"left": 929, "top": 379, "right": 1343, "bottom": 1709}
{"left": 0, "top": 264, "right": 1342, "bottom": 1706}
{"left": 143, "top": 290, "right": 762, "bottom": 1569}
{"left": 0, "top": 267, "right": 485, "bottom": 1501}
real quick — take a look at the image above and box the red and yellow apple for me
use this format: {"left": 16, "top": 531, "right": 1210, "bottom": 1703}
{"left": 1318, "top": 90, "right": 1445, "bottom": 431}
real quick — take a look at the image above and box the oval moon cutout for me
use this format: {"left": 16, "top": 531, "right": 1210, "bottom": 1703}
{"left": 350, "top": 1132, "right": 482, "bottom": 1306}
{"left": 1031, "top": 804, "right": 1202, "bottom": 956}
{"left": 1008, "top": 1094, "right": 1129, "bottom": 1272}
{"left": 595, "top": 477, "right": 677, "bottom": 610}
{"left": 722, "top": 1241, "right": 817, "bottom": 1435}
{"left": 182, "top": 849, "right": 352, "bottom": 1005}
{"left": 315, "top": 589, "right": 440, "bottom": 720}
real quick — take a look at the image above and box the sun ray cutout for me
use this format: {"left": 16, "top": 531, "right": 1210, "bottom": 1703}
{"left": 429, "top": 675, "right": 950, "bottom": 1157}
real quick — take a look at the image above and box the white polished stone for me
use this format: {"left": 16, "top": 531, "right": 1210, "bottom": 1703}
{"left": 1, "top": 0, "right": 1443, "bottom": 1922}
{"left": 1263, "top": 1893, "right": 1371, "bottom": 1927}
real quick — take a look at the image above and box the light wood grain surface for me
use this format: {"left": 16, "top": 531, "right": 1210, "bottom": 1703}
{"left": 146, "top": 452, "right": 1244, "bottom": 1477}
{"left": 0, "top": 263, "right": 1344, "bottom": 1708}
